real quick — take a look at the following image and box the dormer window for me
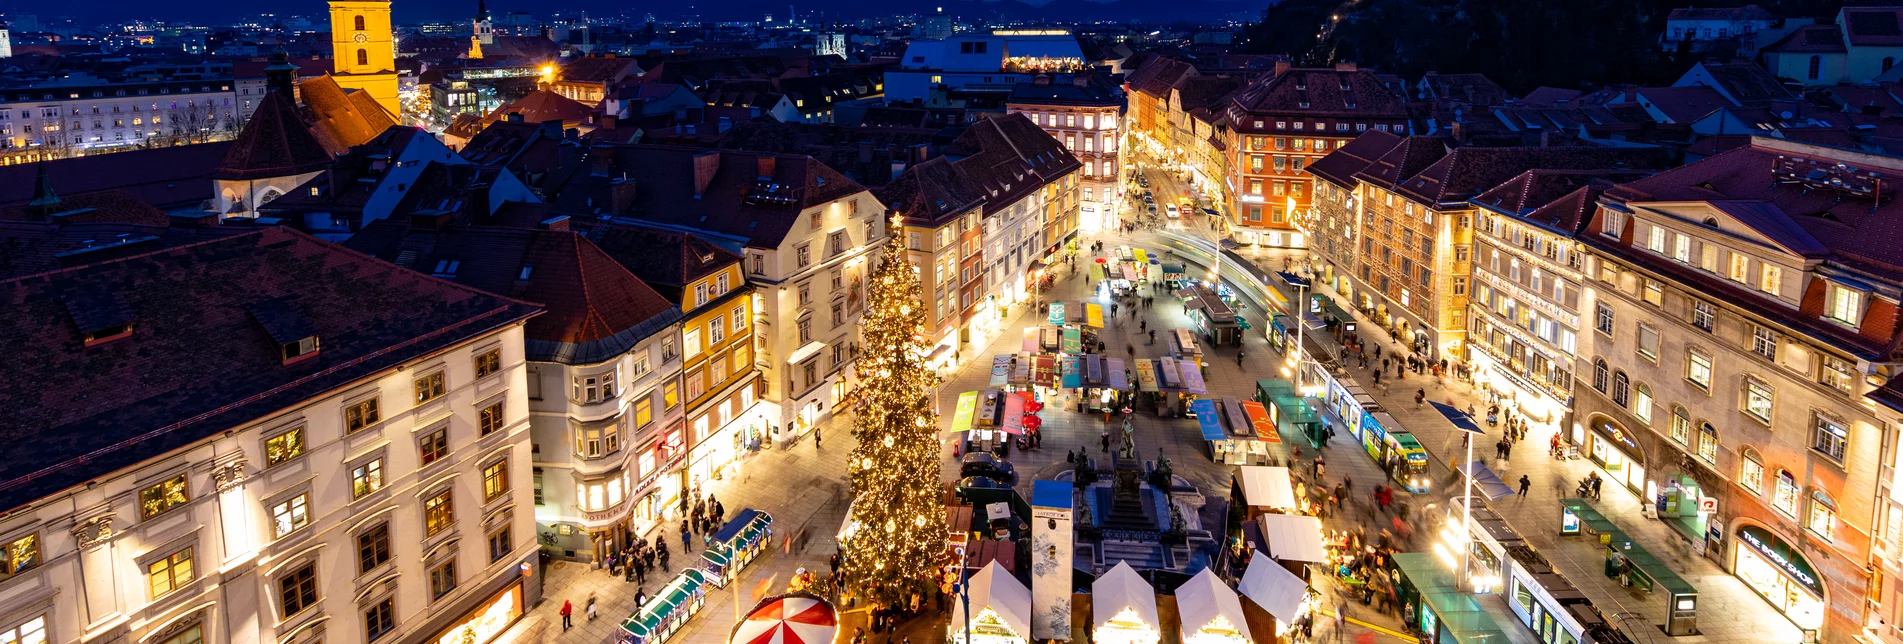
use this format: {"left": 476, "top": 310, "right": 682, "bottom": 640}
{"left": 518, "top": 265, "right": 535, "bottom": 280}
{"left": 250, "top": 298, "right": 320, "bottom": 365}
{"left": 433, "top": 260, "right": 461, "bottom": 277}
{"left": 67, "top": 293, "right": 134, "bottom": 348}
{"left": 282, "top": 336, "right": 321, "bottom": 362}
{"left": 82, "top": 323, "right": 134, "bottom": 347}
{"left": 1826, "top": 282, "right": 1866, "bottom": 326}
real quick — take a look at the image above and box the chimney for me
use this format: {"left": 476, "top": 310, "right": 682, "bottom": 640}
{"left": 600, "top": 113, "right": 619, "bottom": 130}
{"left": 541, "top": 215, "right": 571, "bottom": 232}
{"left": 610, "top": 177, "right": 638, "bottom": 213}
{"left": 891, "top": 159, "right": 907, "bottom": 181}
{"left": 692, "top": 151, "right": 721, "bottom": 198}
{"left": 589, "top": 144, "right": 614, "bottom": 177}
{"left": 1335, "top": 62, "right": 1357, "bottom": 72}
{"left": 1539, "top": 129, "right": 1553, "bottom": 148}
{"left": 756, "top": 155, "right": 777, "bottom": 179}
{"left": 1273, "top": 60, "right": 1292, "bottom": 77}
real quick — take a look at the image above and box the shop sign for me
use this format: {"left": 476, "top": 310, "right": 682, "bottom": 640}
{"left": 1592, "top": 418, "right": 1643, "bottom": 456}
{"left": 1560, "top": 508, "right": 1580, "bottom": 535}
{"left": 436, "top": 583, "right": 523, "bottom": 644}
{"left": 1699, "top": 497, "right": 1717, "bottom": 514}
{"left": 1736, "top": 526, "right": 1823, "bottom": 596}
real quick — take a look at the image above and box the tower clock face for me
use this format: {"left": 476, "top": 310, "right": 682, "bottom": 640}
{"left": 353, "top": 33, "right": 368, "bottom": 43}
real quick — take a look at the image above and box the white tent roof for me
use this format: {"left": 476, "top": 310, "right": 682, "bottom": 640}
{"left": 1237, "top": 551, "right": 1309, "bottom": 623}
{"left": 1237, "top": 466, "right": 1296, "bottom": 509}
{"left": 1257, "top": 514, "right": 1327, "bottom": 563}
{"left": 1175, "top": 568, "right": 1252, "bottom": 642}
{"left": 952, "top": 561, "right": 1032, "bottom": 640}
{"left": 1092, "top": 561, "right": 1160, "bottom": 632}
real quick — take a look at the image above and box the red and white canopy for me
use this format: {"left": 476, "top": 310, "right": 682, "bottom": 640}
{"left": 730, "top": 593, "right": 839, "bottom": 644}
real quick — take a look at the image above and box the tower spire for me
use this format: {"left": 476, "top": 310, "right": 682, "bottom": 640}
{"left": 28, "top": 161, "right": 61, "bottom": 218}
{"left": 264, "top": 37, "right": 299, "bottom": 97}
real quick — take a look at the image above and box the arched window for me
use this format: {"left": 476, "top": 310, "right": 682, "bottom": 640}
{"left": 1809, "top": 489, "right": 1836, "bottom": 541}
{"left": 357, "top": 49, "right": 369, "bottom": 67}
{"left": 354, "top": 15, "right": 366, "bottom": 31}
{"left": 1698, "top": 423, "right": 1719, "bottom": 463}
{"left": 1772, "top": 469, "right": 1798, "bottom": 516}
{"left": 1738, "top": 447, "right": 1763, "bottom": 494}
{"left": 1809, "top": 55, "right": 1822, "bottom": 80}
{"left": 1633, "top": 383, "right": 1653, "bottom": 424}
{"left": 1670, "top": 407, "right": 1691, "bottom": 444}
{"left": 1593, "top": 358, "right": 1609, "bottom": 392}
{"left": 1611, "top": 371, "right": 1630, "bottom": 407}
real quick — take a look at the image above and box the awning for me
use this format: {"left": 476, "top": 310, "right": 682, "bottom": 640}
{"left": 1257, "top": 513, "right": 1327, "bottom": 563}
{"left": 1133, "top": 248, "right": 1149, "bottom": 264}
{"left": 1178, "top": 360, "right": 1207, "bottom": 394}
{"left": 1091, "top": 263, "right": 1107, "bottom": 280}
{"left": 988, "top": 355, "right": 1014, "bottom": 387}
{"left": 1431, "top": 401, "right": 1487, "bottom": 434}
{"left": 1240, "top": 401, "right": 1280, "bottom": 443}
{"left": 1062, "top": 328, "right": 1082, "bottom": 354}
{"left": 785, "top": 340, "right": 825, "bottom": 366}
{"left": 1192, "top": 399, "right": 1224, "bottom": 440}
{"left": 1049, "top": 301, "right": 1066, "bottom": 326}
{"left": 951, "top": 561, "right": 1031, "bottom": 640}
{"left": 1092, "top": 561, "right": 1160, "bottom": 633}
{"left": 1237, "top": 466, "right": 1296, "bottom": 510}
{"left": 1177, "top": 568, "right": 1252, "bottom": 642}
{"left": 1120, "top": 264, "right": 1141, "bottom": 281}
{"left": 1107, "top": 359, "right": 1130, "bottom": 391}
{"left": 1021, "top": 328, "right": 1040, "bottom": 354}
{"left": 1002, "top": 394, "right": 1026, "bottom": 435}
{"left": 1455, "top": 461, "right": 1518, "bottom": 500}
{"left": 1238, "top": 551, "right": 1308, "bottom": 623}
{"left": 1082, "top": 302, "right": 1105, "bottom": 328}
{"left": 1134, "top": 359, "right": 1158, "bottom": 390}
{"left": 1033, "top": 354, "right": 1058, "bottom": 388}
{"left": 1061, "top": 354, "right": 1083, "bottom": 388}
{"left": 949, "top": 392, "right": 979, "bottom": 434}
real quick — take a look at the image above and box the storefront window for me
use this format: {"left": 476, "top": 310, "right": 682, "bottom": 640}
{"left": 1773, "top": 471, "right": 1798, "bottom": 517}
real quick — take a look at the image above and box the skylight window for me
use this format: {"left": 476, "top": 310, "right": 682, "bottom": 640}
{"left": 434, "top": 260, "right": 461, "bottom": 277}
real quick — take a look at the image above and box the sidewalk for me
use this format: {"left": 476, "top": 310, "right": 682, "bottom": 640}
{"left": 1232, "top": 249, "right": 1803, "bottom": 644}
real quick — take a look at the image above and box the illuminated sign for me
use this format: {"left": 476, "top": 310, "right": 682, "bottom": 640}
{"left": 1736, "top": 526, "right": 1822, "bottom": 595}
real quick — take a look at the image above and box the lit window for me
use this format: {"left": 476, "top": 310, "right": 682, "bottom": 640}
{"left": 139, "top": 474, "right": 189, "bottom": 520}
{"left": 479, "top": 401, "right": 505, "bottom": 436}
{"left": 1698, "top": 423, "right": 1719, "bottom": 463}
{"left": 414, "top": 371, "right": 445, "bottom": 404}
{"left": 1808, "top": 492, "right": 1836, "bottom": 541}
{"left": 424, "top": 489, "right": 454, "bottom": 536}
{"left": 1669, "top": 408, "right": 1691, "bottom": 444}
{"left": 1759, "top": 264, "right": 1781, "bottom": 295}
{"left": 0, "top": 534, "right": 41, "bottom": 581}
{"left": 265, "top": 427, "right": 305, "bottom": 467}
{"left": 271, "top": 493, "right": 310, "bottom": 538}
{"left": 351, "top": 458, "right": 384, "bottom": 499}
{"left": 1686, "top": 350, "right": 1712, "bottom": 389}
{"left": 1812, "top": 414, "right": 1848, "bottom": 462}
{"left": 1739, "top": 449, "right": 1763, "bottom": 494}
{"left": 1751, "top": 326, "right": 1778, "bottom": 361}
{"left": 482, "top": 461, "right": 509, "bottom": 501}
{"left": 1632, "top": 383, "right": 1653, "bottom": 424}
{"left": 1773, "top": 470, "right": 1799, "bottom": 517}
{"left": 1744, "top": 378, "right": 1773, "bottom": 422}
{"left": 147, "top": 546, "right": 195, "bottom": 598}
{"left": 475, "top": 348, "right": 501, "bottom": 378}
{"left": 1828, "top": 284, "right": 1864, "bottom": 325}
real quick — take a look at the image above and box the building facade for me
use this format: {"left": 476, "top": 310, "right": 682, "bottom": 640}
{"left": 0, "top": 80, "right": 241, "bottom": 165}
{"left": 0, "top": 228, "right": 544, "bottom": 644}
{"left": 329, "top": 0, "right": 401, "bottom": 117}
{"left": 1577, "top": 137, "right": 1903, "bottom": 644}
{"left": 1007, "top": 75, "right": 1121, "bottom": 233}
{"left": 1223, "top": 63, "right": 1410, "bottom": 248}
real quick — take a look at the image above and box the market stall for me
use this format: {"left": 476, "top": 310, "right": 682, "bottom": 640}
{"left": 1192, "top": 398, "right": 1276, "bottom": 465}
{"left": 1179, "top": 285, "right": 1241, "bottom": 347}
{"left": 948, "top": 561, "right": 1032, "bottom": 644}
{"left": 1176, "top": 568, "right": 1252, "bottom": 644}
{"left": 1092, "top": 561, "right": 1162, "bottom": 644}
{"left": 1257, "top": 513, "right": 1328, "bottom": 567}
{"left": 729, "top": 592, "right": 838, "bottom": 644}
{"left": 1168, "top": 329, "right": 1205, "bottom": 369}
{"left": 1235, "top": 466, "right": 1298, "bottom": 516}
{"left": 1253, "top": 380, "right": 1319, "bottom": 448}
{"left": 701, "top": 509, "right": 773, "bottom": 587}
{"left": 1077, "top": 354, "right": 1131, "bottom": 414}
{"left": 1237, "top": 550, "right": 1313, "bottom": 641}
{"left": 619, "top": 569, "right": 712, "bottom": 644}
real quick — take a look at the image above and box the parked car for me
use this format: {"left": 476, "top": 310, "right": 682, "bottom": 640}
{"left": 961, "top": 453, "right": 1018, "bottom": 485}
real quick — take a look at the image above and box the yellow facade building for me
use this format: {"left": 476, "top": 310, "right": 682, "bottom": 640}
{"left": 328, "top": 1, "right": 400, "bottom": 118}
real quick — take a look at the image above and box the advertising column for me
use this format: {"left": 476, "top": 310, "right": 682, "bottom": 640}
{"left": 1030, "top": 480, "right": 1074, "bottom": 641}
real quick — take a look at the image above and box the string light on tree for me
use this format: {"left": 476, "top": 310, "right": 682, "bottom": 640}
{"left": 839, "top": 213, "right": 950, "bottom": 609}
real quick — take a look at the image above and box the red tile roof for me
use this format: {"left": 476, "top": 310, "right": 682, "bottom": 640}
{"left": 1635, "top": 86, "right": 1735, "bottom": 124}
{"left": 1396, "top": 146, "right": 1672, "bottom": 205}
{"left": 549, "top": 145, "right": 868, "bottom": 249}
{"left": 1843, "top": 8, "right": 1903, "bottom": 46}
{"left": 300, "top": 75, "right": 400, "bottom": 155}
{"left": 588, "top": 222, "right": 743, "bottom": 297}
{"left": 1468, "top": 169, "right": 1652, "bottom": 222}
{"left": 1352, "top": 135, "right": 1449, "bottom": 189}
{"left": 0, "top": 227, "right": 540, "bottom": 511}
{"left": 482, "top": 89, "right": 596, "bottom": 130}
{"left": 342, "top": 220, "right": 678, "bottom": 363}
{"left": 1305, "top": 130, "right": 1401, "bottom": 188}
{"left": 1765, "top": 24, "right": 1846, "bottom": 53}
{"left": 1126, "top": 57, "right": 1196, "bottom": 98}
{"left": 561, "top": 56, "right": 645, "bottom": 84}
{"left": 880, "top": 113, "right": 1082, "bottom": 227}
{"left": 1227, "top": 67, "right": 1409, "bottom": 120}
{"left": 0, "top": 143, "right": 233, "bottom": 209}
{"left": 215, "top": 91, "right": 336, "bottom": 181}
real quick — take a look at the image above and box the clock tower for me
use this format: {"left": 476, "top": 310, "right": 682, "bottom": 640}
{"left": 329, "top": 0, "right": 400, "bottom": 118}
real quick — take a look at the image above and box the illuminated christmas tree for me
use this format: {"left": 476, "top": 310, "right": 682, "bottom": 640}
{"left": 839, "top": 214, "right": 950, "bottom": 608}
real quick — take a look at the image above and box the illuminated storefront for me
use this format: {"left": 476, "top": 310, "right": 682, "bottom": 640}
{"left": 1583, "top": 415, "right": 1646, "bottom": 494}
{"left": 435, "top": 581, "right": 525, "bottom": 644}
{"left": 1733, "top": 525, "right": 1825, "bottom": 631}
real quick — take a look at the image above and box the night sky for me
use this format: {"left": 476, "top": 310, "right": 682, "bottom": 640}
{"left": 31, "top": 0, "right": 937, "bottom": 26}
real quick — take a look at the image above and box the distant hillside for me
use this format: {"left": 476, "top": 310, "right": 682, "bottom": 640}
{"left": 1239, "top": 0, "right": 1852, "bottom": 93}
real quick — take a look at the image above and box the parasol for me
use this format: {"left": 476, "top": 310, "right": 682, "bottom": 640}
{"left": 1022, "top": 415, "right": 1043, "bottom": 430}
{"left": 730, "top": 593, "right": 838, "bottom": 644}
{"left": 1024, "top": 401, "right": 1044, "bottom": 414}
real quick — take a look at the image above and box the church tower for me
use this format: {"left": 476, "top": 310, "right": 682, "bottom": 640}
{"left": 469, "top": 0, "right": 493, "bottom": 59}
{"left": 329, "top": 1, "right": 400, "bottom": 118}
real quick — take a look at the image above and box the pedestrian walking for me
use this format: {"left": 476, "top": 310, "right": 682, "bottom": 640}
{"left": 1236, "top": 350, "right": 1246, "bottom": 366}
{"left": 814, "top": 425, "right": 822, "bottom": 449}
{"left": 586, "top": 592, "right": 599, "bottom": 621}
{"left": 1519, "top": 475, "right": 1531, "bottom": 497}
{"left": 561, "top": 600, "right": 573, "bottom": 630}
